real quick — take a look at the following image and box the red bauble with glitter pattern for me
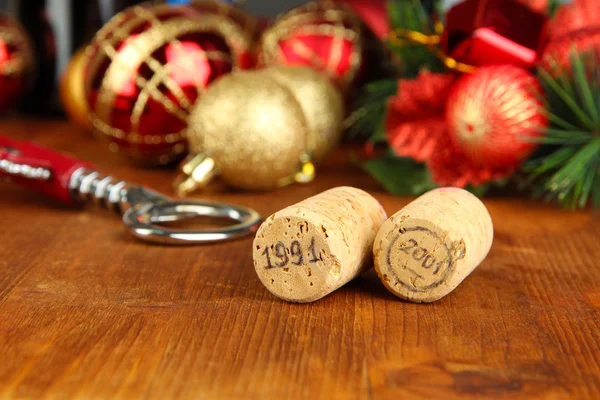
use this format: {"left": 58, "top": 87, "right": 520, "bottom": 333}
{"left": 0, "top": 16, "right": 34, "bottom": 111}
{"left": 256, "top": 1, "right": 363, "bottom": 90}
{"left": 445, "top": 65, "right": 548, "bottom": 170}
{"left": 85, "top": 3, "right": 253, "bottom": 165}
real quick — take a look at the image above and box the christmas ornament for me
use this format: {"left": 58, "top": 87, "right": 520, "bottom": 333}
{"left": 175, "top": 66, "right": 344, "bottom": 194}
{"left": 0, "top": 135, "right": 261, "bottom": 245}
{"left": 540, "top": 27, "right": 600, "bottom": 75}
{"left": 60, "top": 47, "right": 89, "bottom": 130}
{"left": 0, "top": 15, "right": 35, "bottom": 111}
{"left": 256, "top": 1, "right": 363, "bottom": 89}
{"left": 445, "top": 65, "right": 547, "bottom": 169}
{"left": 266, "top": 66, "right": 345, "bottom": 162}
{"left": 383, "top": 69, "right": 520, "bottom": 188}
{"left": 347, "top": 0, "right": 600, "bottom": 210}
{"left": 548, "top": 0, "right": 600, "bottom": 39}
{"left": 85, "top": 3, "right": 253, "bottom": 165}
{"left": 442, "top": 0, "right": 547, "bottom": 68}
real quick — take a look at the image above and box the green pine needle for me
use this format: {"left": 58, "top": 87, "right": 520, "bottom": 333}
{"left": 348, "top": 0, "right": 444, "bottom": 140}
{"left": 386, "top": 0, "right": 444, "bottom": 77}
{"left": 547, "top": 0, "right": 561, "bottom": 17}
{"left": 346, "top": 79, "right": 397, "bottom": 141}
{"left": 538, "top": 68, "right": 595, "bottom": 130}
{"left": 527, "top": 49, "right": 600, "bottom": 210}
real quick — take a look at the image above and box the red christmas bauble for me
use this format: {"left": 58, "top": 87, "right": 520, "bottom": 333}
{"left": 84, "top": 3, "right": 253, "bottom": 165}
{"left": 540, "top": 27, "right": 600, "bottom": 75}
{"left": 446, "top": 65, "right": 547, "bottom": 169}
{"left": 0, "top": 16, "right": 34, "bottom": 111}
{"left": 256, "top": 1, "right": 363, "bottom": 89}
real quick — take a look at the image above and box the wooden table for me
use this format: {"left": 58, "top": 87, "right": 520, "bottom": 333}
{"left": 1, "top": 120, "right": 599, "bottom": 399}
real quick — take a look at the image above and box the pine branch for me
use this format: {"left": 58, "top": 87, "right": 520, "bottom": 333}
{"left": 348, "top": 0, "right": 444, "bottom": 140}
{"left": 386, "top": 0, "right": 444, "bottom": 77}
{"left": 346, "top": 79, "right": 397, "bottom": 141}
{"left": 526, "top": 49, "right": 600, "bottom": 210}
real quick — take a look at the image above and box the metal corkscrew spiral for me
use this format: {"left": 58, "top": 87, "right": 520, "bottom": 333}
{"left": 68, "top": 167, "right": 130, "bottom": 213}
{"left": 66, "top": 167, "right": 263, "bottom": 244}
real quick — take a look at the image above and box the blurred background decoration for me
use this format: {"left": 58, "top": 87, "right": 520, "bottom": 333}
{"left": 59, "top": 46, "right": 89, "bottom": 130}
{"left": 256, "top": 1, "right": 364, "bottom": 90}
{"left": 0, "top": 14, "right": 35, "bottom": 111}
{"left": 83, "top": 2, "right": 254, "bottom": 165}
{"left": 0, "top": 0, "right": 597, "bottom": 210}
{"left": 347, "top": 0, "right": 600, "bottom": 211}
{"left": 0, "top": 0, "right": 311, "bottom": 114}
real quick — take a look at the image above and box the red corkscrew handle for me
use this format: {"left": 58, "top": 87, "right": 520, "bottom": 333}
{"left": 0, "top": 135, "right": 95, "bottom": 205}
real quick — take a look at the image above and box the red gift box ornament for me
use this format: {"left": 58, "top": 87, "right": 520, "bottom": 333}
{"left": 442, "top": 0, "right": 549, "bottom": 69}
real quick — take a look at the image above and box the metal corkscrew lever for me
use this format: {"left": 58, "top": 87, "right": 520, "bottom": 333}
{"left": 0, "top": 135, "right": 262, "bottom": 245}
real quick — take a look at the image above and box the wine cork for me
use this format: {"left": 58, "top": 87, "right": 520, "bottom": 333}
{"left": 253, "top": 187, "right": 387, "bottom": 303}
{"left": 373, "top": 188, "right": 493, "bottom": 303}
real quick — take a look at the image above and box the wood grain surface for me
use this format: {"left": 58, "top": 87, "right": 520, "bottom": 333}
{"left": 0, "top": 119, "right": 599, "bottom": 399}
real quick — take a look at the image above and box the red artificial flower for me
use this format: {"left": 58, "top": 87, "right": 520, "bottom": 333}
{"left": 426, "top": 133, "right": 516, "bottom": 187}
{"left": 385, "top": 69, "right": 521, "bottom": 188}
{"left": 385, "top": 71, "right": 455, "bottom": 162}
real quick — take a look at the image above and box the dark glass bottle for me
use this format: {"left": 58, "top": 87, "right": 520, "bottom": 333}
{"left": 17, "top": 0, "right": 57, "bottom": 113}
{"left": 0, "top": 0, "right": 144, "bottom": 114}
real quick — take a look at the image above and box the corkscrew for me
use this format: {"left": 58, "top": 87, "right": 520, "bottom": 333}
{"left": 0, "top": 135, "right": 261, "bottom": 245}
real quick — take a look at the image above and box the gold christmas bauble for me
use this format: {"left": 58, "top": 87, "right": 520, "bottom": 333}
{"left": 59, "top": 47, "right": 89, "bottom": 131}
{"left": 179, "top": 66, "right": 344, "bottom": 192}
{"left": 266, "top": 66, "right": 344, "bottom": 161}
